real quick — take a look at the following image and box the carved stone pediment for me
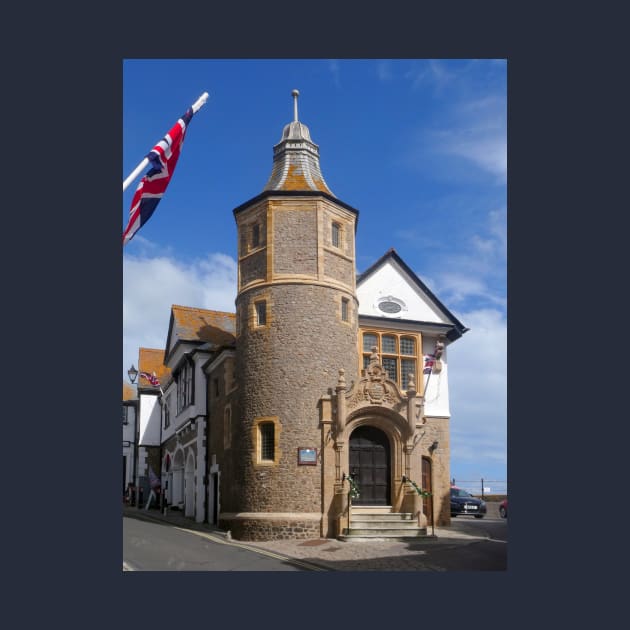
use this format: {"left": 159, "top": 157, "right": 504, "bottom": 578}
{"left": 345, "top": 350, "right": 405, "bottom": 414}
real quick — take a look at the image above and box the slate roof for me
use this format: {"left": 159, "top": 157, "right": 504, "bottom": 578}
{"left": 262, "top": 92, "right": 334, "bottom": 195}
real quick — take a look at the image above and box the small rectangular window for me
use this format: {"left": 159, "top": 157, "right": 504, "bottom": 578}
{"left": 214, "top": 378, "right": 219, "bottom": 397}
{"left": 255, "top": 301, "right": 267, "bottom": 326}
{"left": 341, "top": 298, "right": 349, "bottom": 322}
{"left": 332, "top": 222, "right": 340, "bottom": 248}
{"left": 177, "top": 362, "right": 193, "bottom": 414}
{"left": 401, "top": 359, "right": 416, "bottom": 390}
{"left": 164, "top": 396, "right": 171, "bottom": 428}
{"left": 382, "top": 357, "right": 398, "bottom": 383}
{"left": 260, "top": 423, "right": 275, "bottom": 461}
{"left": 400, "top": 337, "right": 416, "bottom": 355}
{"left": 252, "top": 224, "right": 260, "bottom": 248}
{"left": 363, "top": 333, "right": 377, "bottom": 353}
{"left": 382, "top": 335, "right": 397, "bottom": 354}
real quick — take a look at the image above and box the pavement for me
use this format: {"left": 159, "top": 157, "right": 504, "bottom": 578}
{"left": 123, "top": 503, "right": 502, "bottom": 571}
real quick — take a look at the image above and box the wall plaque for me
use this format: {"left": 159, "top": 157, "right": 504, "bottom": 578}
{"left": 297, "top": 447, "right": 318, "bottom": 465}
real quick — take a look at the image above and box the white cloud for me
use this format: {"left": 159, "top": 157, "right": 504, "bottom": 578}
{"left": 447, "top": 308, "right": 507, "bottom": 476}
{"left": 123, "top": 250, "right": 237, "bottom": 378}
{"left": 436, "top": 128, "right": 506, "bottom": 180}
{"left": 434, "top": 271, "right": 505, "bottom": 309}
{"left": 405, "top": 59, "right": 457, "bottom": 92}
{"left": 431, "top": 93, "right": 506, "bottom": 181}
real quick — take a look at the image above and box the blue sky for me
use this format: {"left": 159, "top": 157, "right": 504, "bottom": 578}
{"left": 123, "top": 59, "right": 507, "bottom": 490}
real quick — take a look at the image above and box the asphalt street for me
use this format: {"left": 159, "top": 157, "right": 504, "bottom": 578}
{"left": 123, "top": 517, "right": 313, "bottom": 571}
{"left": 123, "top": 507, "right": 507, "bottom": 571}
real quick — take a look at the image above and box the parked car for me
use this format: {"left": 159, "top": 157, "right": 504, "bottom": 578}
{"left": 450, "top": 486, "right": 487, "bottom": 518}
{"left": 499, "top": 498, "right": 508, "bottom": 518}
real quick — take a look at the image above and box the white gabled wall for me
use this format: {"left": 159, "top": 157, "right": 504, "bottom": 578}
{"left": 421, "top": 336, "right": 450, "bottom": 418}
{"left": 357, "top": 258, "right": 454, "bottom": 418}
{"left": 357, "top": 259, "right": 449, "bottom": 324}
{"left": 138, "top": 393, "right": 161, "bottom": 445}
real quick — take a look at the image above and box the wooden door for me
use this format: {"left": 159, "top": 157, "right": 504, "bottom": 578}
{"left": 349, "top": 426, "right": 390, "bottom": 505}
{"left": 422, "top": 457, "right": 433, "bottom": 522}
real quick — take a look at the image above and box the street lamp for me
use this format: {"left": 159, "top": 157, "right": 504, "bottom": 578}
{"left": 128, "top": 364, "right": 138, "bottom": 384}
{"left": 125, "top": 364, "right": 139, "bottom": 506}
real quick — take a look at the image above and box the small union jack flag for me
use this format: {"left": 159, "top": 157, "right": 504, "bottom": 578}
{"left": 423, "top": 354, "right": 435, "bottom": 374}
{"left": 122, "top": 108, "right": 195, "bottom": 245}
{"left": 140, "top": 371, "right": 160, "bottom": 387}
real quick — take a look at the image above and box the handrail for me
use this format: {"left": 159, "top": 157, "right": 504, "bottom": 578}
{"left": 402, "top": 475, "right": 434, "bottom": 536}
{"left": 401, "top": 475, "right": 431, "bottom": 497}
{"left": 342, "top": 472, "right": 360, "bottom": 500}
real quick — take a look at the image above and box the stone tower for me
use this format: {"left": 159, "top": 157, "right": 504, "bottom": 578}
{"left": 229, "top": 90, "right": 360, "bottom": 540}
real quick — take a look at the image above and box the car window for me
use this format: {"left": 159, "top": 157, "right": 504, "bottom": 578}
{"left": 451, "top": 488, "right": 472, "bottom": 498}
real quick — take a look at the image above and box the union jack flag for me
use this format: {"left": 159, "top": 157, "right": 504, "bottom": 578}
{"left": 140, "top": 371, "right": 160, "bottom": 387}
{"left": 122, "top": 108, "right": 194, "bottom": 245}
{"left": 423, "top": 354, "right": 435, "bottom": 374}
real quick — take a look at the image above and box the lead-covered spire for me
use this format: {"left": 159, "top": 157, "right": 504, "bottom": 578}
{"left": 263, "top": 89, "right": 335, "bottom": 196}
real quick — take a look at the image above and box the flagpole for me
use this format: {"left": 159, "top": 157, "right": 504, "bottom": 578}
{"left": 122, "top": 92, "right": 210, "bottom": 192}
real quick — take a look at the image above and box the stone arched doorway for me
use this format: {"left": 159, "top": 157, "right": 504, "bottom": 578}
{"left": 185, "top": 452, "right": 195, "bottom": 518}
{"left": 349, "top": 425, "right": 391, "bottom": 505}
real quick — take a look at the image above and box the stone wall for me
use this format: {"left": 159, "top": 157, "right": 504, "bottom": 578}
{"left": 272, "top": 207, "right": 318, "bottom": 276}
{"left": 220, "top": 516, "right": 321, "bottom": 541}
{"left": 235, "top": 283, "right": 358, "bottom": 515}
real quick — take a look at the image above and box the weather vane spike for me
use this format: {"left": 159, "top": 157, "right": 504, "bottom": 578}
{"left": 292, "top": 89, "right": 300, "bottom": 122}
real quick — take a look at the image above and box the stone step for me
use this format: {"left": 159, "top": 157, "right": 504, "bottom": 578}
{"left": 351, "top": 513, "right": 415, "bottom": 522}
{"left": 350, "top": 506, "right": 393, "bottom": 515}
{"left": 339, "top": 527, "right": 429, "bottom": 541}
{"left": 348, "top": 520, "right": 421, "bottom": 529}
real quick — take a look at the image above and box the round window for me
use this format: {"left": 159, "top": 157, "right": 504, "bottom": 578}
{"left": 378, "top": 301, "right": 402, "bottom": 314}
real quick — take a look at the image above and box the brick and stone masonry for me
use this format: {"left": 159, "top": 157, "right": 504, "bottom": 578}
{"left": 226, "top": 195, "right": 359, "bottom": 540}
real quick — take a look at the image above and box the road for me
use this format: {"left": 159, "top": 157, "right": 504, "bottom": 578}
{"left": 449, "top": 513, "right": 508, "bottom": 541}
{"left": 123, "top": 517, "right": 313, "bottom": 571}
{"left": 123, "top": 512, "right": 507, "bottom": 571}
{"left": 432, "top": 514, "right": 507, "bottom": 571}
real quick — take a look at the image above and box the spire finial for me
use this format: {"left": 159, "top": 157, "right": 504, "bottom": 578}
{"left": 292, "top": 89, "right": 300, "bottom": 122}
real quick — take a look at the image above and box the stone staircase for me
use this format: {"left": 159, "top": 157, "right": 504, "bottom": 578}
{"left": 338, "top": 506, "right": 430, "bottom": 541}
